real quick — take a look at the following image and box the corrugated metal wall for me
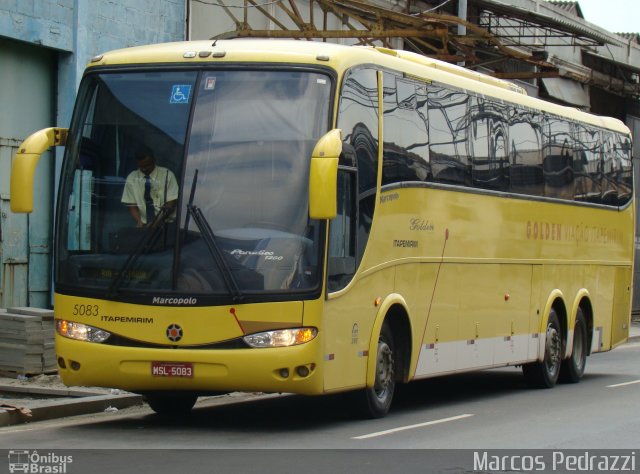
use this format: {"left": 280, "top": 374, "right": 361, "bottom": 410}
{"left": 0, "top": 38, "right": 56, "bottom": 308}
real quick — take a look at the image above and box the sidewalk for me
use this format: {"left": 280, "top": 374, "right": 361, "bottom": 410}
{"left": 1, "top": 320, "right": 639, "bottom": 427}
{"left": 0, "top": 376, "right": 142, "bottom": 426}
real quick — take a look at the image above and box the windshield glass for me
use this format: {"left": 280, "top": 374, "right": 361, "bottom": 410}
{"left": 56, "top": 69, "right": 331, "bottom": 301}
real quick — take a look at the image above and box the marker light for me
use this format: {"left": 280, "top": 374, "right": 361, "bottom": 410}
{"left": 56, "top": 320, "right": 111, "bottom": 343}
{"left": 243, "top": 327, "right": 318, "bottom": 348}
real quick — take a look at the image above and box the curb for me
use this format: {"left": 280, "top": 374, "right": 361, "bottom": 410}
{"left": 0, "top": 387, "right": 142, "bottom": 427}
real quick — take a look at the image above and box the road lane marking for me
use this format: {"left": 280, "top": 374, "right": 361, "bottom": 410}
{"left": 352, "top": 414, "right": 474, "bottom": 440}
{"left": 607, "top": 379, "right": 640, "bottom": 388}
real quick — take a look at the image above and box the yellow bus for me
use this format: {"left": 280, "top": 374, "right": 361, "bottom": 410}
{"left": 11, "top": 40, "right": 634, "bottom": 418}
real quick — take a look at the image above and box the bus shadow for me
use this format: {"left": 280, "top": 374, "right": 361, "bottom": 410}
{"left": 70, "top": 366, "right": 618, "bottom": 436}
{"left": 76, "top": 367, "right": 529, "bottom": 432}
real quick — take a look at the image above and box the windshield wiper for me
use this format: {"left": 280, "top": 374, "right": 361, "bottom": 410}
{"left": 185, "top": 169, "right": 244, "bottom": 302}
{"left": 187, "top": 206, "right": 244, "bottom": 302}
{"left": 107, "top": 206, "right": 172, "bottom": 296}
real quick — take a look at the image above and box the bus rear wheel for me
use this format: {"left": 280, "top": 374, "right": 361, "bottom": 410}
{"left": 559, "top": 309, "right": 587, "bottom": 383}
{"left": 144, "top": 392, "right": 198, "bottom": 416}
{"left": 355, "top": 322, "right": 396, "bottom": 418}
{"left": 523, "top": 310, "right": 562, "bottom": 388}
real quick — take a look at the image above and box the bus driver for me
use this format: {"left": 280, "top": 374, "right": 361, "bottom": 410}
{"left": 121, "top": 147, "right": 179, "bottom": 227}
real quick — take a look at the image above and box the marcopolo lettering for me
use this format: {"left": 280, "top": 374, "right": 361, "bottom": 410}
{"left": 152, "top": 296, "right": 198, "bottom": 305}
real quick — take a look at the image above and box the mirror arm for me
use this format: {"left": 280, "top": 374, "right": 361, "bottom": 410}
{"left": 11, "top": 127, "right": 68, "bottom": 213}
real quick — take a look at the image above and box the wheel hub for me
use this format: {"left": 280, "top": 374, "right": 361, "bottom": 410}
{"left": 546, "top": 325, "right": 561, "bottom": 375}
{"left": 374, "top": 342, "right": 393, "bottom": 398}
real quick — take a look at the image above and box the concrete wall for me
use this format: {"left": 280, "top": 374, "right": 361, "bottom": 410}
{"left": 0, "top": 0, "right": 186, "bottom": 307}
{"left": 0, "top": 0, "right": 74, "bottom": 51}
{"left": 0, "top": 38, "right": 56, "bottom": 308}
{"left": 61, "top": 0, "right": 185, "bottom": 124}
{"left": 1, "top": 0, "right": 185, "bottom": 134}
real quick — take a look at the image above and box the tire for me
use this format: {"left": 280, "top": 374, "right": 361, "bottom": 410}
{"left": 144, "top": 392, "right": 198, "bottom": 416}
{"left": 523, "top": 310, "right": 563, "bottom": 388}
{"left": 559, "top": 309, "right": 588, "bottom": 383}
{"left": 354, "top": 323, "right": 396, "bottom": 418}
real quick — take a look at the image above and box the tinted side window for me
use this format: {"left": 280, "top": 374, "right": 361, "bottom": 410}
{"left": 382, "top": 72, "right": 430, "bottom": 185}
{"left": 602, "top": 132, "right": 619, "bottom": 205}
{"left": 613, "top": 133, "right": 633, "bottom": 205}
{"left": 428, "top": 84, "right": 471, "bottom": 185}
{"left": 337, "top": 68, "right": 379, "bottom": 263}
{"left": 470, "top": 97, "right": 509, "bottom": 191}
{"left": 327, "top": 168, "right": 357, "bottom": 292}
{"left": 543, "top": 116, "right": 574, "bottom": 199}
{"left": 574, "top": 124, "right": 601, "bottom": 203}
{"left": 509, "top": 107, "right": 543, "bottom": 196}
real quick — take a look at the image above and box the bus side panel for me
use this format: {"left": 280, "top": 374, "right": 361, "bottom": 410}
{"left": 393, "top": 262, "right": 433, "bottom": 378}
{"left": 528, "top": 265, "right": 544, "bottom": 361}
{"left": 590, "top": 265, "right": 616, "bottom": 353}
{"left": 415, "top": 264, "right": 459, "bottom": 376}
{"left": 491, "top": 264, "right": 533, "bottom": 365}
{"left": 416, "top": 263, "right": 532, "bottom": 376}
{"left": 322, "top": 267, "right": 396, "bottom": 392}
{"left": 611, "top": 266, "right": 632, "bottom": 348}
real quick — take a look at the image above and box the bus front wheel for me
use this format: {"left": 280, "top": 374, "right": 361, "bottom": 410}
{"left": 523, "top": 309, "right": 562, "bottom": 388}
{"left": 144, "top": 392, "right": 198, "bottom": 416}
{"left": 356, "top": 322, "right": 396, "bottom": 418}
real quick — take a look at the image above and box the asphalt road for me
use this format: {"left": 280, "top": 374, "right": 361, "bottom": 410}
{"left": 1, "top": 342, "right": 638, "bottom": 473}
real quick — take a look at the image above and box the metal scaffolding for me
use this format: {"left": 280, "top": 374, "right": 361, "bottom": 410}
{"left": 202, "top": 0, "right": 611, "bottom": 80}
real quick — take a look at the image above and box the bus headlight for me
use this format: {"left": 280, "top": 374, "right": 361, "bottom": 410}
{"left": 243, "top": 327, "right": 317, "bottom": 348}
{"left": 56, "top": 320, "right": 111, "bottom": 343}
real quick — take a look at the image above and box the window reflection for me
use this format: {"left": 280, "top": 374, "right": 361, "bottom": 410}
{"left": 470, "top": 97, "right": 509, "bottom": 190}
{"left": 181, "top": 70, "right": 331, "bottom": 294}
{"left": 613, "top": 135, "right": 633, "bottom": 204}
{"left": 543, "top": 117, "right": 574, "bottom": 199}
{"left": 574, "top": 124, "right": 601, "bottom": 203}
{"left": 57, "top": 71, "right": 196, "bottom": 292}
{"left": 382, "top": 73, "right": 430, "bottom": 185}
{"left": 379, "top": 77, "right": 631, "bottom": 208}
{"left": 428, "top": 86, "right": 471, "bottom": 185}
{"left": 337, "top": 68, "right": 379, "bottom": 266}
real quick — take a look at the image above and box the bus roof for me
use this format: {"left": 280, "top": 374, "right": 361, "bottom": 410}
{"left": 88, "top": 40, "right": 629, "bottom": 135}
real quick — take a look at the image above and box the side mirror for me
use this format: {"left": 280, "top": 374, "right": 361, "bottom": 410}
{"left": 309, "top": 129, "right": 341, "bottom": 219}
{"left": 11, "top": 127, "right": 68, "bottom": 213}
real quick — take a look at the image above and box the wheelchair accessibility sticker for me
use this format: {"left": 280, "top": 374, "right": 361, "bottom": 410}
{"left": 170, "top": 84, "right": 192, "bottom": 104}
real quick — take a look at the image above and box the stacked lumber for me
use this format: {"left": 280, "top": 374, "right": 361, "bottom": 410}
{"left": 0, "top": 307, "right": 55, "bottom": 375}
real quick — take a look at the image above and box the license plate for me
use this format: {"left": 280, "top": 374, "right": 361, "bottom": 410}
{"left": 151, "top": 361, "right": 193, "bottom": 378}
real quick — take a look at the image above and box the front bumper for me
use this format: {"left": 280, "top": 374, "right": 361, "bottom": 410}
{"left": 56, "top": 334, "right": 324, "bottom": 395}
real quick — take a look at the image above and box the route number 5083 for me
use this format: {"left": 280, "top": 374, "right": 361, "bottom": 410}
{"left": 73, "top": 304, "right": 100, "bottom": 316}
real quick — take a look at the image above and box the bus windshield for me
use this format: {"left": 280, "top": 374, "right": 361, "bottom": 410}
{"left": 56, "top": 68, "right": 332, "bottom": 301}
